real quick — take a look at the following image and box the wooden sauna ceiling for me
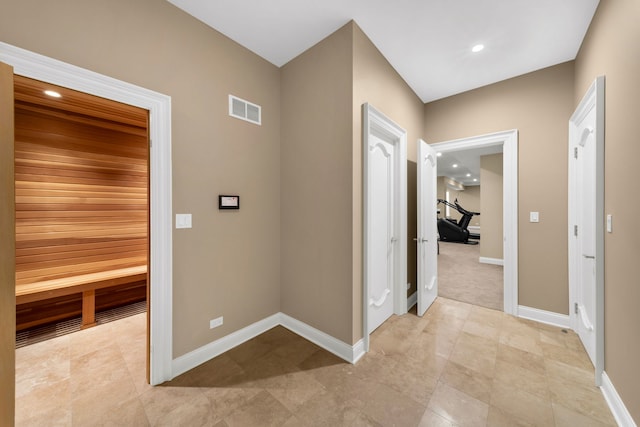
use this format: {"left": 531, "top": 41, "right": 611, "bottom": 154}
{"left": 14, "top": 76, "right": 148, "bottom": 132}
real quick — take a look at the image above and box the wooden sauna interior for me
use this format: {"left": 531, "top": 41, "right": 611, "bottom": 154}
{"left": 14, "top": 76, "right": 149, "bottom": 331}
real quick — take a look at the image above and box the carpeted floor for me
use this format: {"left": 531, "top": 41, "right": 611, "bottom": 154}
{"left": 438, "top": 241, "right": 503, "bottom": 311}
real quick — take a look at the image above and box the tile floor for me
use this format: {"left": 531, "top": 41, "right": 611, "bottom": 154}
{"left": 15, "top": 297, "right": 617, "bottom": 426}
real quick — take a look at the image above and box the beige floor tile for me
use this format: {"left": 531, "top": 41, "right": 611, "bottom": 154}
{"left": 544, "top": 357, "right": 595, "bottom": 389}
{"left": 493, "top": 359, "right": 550, "bottom": 400}
{"left": 490, "top": 379, "right": 554, "bottom": 426}
{"left": 75, "top": 396, "right": 150, "bottom": 427}
{"left": 463, "top": 317, "right": 501, "bottom": 341}
{"left": 265, "top": 370, "right": 326, "bottom": 412}
{"left": 427, "top": 381, "right": 489, "bottom": 427}
{"left": 223, "top": 390, "right": 293, "bottom": 427}
{"left": 440, "top": 360, "right": 493, "bottom": 403}
{"left": 540, "top": 341, "right": 594, "bottom": 372}
{"left": 495, "top": 343, "right": 546, "bottom": 376}
{"left": 552, "top": 402, "right": 617, "bottom": 427}
{"left": 418, "top": 408, "right": 456, "bottom": 427}
{"left": 499, "top": 329, "right": 543, "bottom": 356}
{"left": 294, "top": 389, "right": 381, "bottom": 427}
{"left": 486, "top": 405, "right": 536, "bottom": 427}
{"left": 361, "top": 382, "right": 427, "bottom": 427}
{"left": 407, "top": 327, "right": 459, "bottom": 360}
{"left": 449, "top": 331, "right": 498, "bottom": 376}
{"left": 140, "top": 385, "right": 213, "bottom": 426}
{"left": 202, "top": 386, "right": 262, "bottom": 423}
{"left": 380, "top": 352, "right": 439, "bottom": 404}
{"left": 15, "top": 377, "right": 72, "bottom": 427}
{"left": 547, "top": 377, "right": 617, "bottom": 425}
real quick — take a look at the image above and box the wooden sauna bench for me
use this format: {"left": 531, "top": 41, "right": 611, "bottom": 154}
{"left": 16, "top": 265, "right": 147, "bottom": 330}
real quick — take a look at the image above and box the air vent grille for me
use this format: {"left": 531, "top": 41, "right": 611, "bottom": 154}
{"left": 229, "top": 95, "right": 261, "bottom": 125}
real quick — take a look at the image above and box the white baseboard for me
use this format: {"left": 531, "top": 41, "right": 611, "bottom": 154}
{"left": 171, "top": 312, "right": 365, "bottom": 380}
{"left": 172, "top": 313, "right": 280, "bottom": 378}
{"left": 468, "top": 225, "right": 480, "bottom": 234}
{"left": 517, "top": 305, "right": 571, "bottom": 329}
{"left": 601, "top": 371, "right": 637, "bottom": 427}
{"left": 479, "top": 257, "right": 504, "bottom": 266}
{"left": 279, "top": 313, "right": 365, "bottom": 364}
{"left": 407, "top": 291, "right": 417, "bottom": 309}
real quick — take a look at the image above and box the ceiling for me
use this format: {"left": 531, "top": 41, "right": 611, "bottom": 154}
{"left": 167, "top": 0, "right": 599, "bottom": 102}
{"left": 437, "top": 145, "right": 503, "bottom": 187}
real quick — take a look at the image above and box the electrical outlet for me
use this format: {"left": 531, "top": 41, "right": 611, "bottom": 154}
{"left": 209, "top": 316, "right": 223, "bottom": 329}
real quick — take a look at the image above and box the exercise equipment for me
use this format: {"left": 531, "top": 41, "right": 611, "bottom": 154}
{"left": 437, "top": 199, "right": 480, "bottom": 244}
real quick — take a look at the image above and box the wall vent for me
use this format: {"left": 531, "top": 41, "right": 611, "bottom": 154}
{"left": 229, "top": 95, "right": 261, "bottom": 125}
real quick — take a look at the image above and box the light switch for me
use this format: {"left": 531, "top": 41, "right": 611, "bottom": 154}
{"left": 607, "top": 214, "right": 613, "bottom": 233}
{"left": 176, "top": 214, "right": 192, "bottom": 229}
{"left": 530, "top": 212, "right": 539, "bottom": 223}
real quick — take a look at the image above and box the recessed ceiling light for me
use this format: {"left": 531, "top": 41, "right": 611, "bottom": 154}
{"left": 473, "top": 178, "right": 478, "bottom": 182}
{"left": 472, "top": 44, "right": 485, "bottom": 53}
{"left": 44, "top": 90, "right": 62, "bottom": 98}
{"left": 452, "top": 164, "right": 458, "bottom": 168}
{"left": 466, "top": 173, "right": 471, "bottom": 177}
{"left": 436, "top": 152, "right": 442, "bottom": 157}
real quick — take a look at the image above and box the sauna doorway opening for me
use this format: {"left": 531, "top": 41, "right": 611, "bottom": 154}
{"left": 14, "top": 75, "right": 150, "bottom": 352}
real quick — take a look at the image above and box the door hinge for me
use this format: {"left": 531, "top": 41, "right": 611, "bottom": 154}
{"left": 149, "top": 139, "right": 152, "bottom": 148}
{"left": 574, "top": 147, "right": 578, "bottom": 159}
{"left": 574, "top": 302, "right": 579, "bottom": 314}
{"left": 574, "top": 225, "right": 578, "bottom": 237}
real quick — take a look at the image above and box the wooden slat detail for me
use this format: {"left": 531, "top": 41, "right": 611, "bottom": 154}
{"left": 14, "top": 77, "right": 149, "bottom": 293}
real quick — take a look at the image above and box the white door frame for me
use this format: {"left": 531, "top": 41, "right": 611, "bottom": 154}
{"left": 430, "top": 130, "right": 519, "bottom": 315}
{"left": 568, "top": 76, "right": 604, "bottom": 385}
{"left": 363, "top": 103, "right": 407, "bottom": 351}
{"left": 0, "top": 42, "right": 173, "bottom": 385}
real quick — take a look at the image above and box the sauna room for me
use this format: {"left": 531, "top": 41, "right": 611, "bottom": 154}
{"left": 14, "top": 76, "right": 149, "bottom": 344}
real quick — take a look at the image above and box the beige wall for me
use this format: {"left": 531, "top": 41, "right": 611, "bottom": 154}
{"left": 480, "top": 154, "right": 503, "bottom": 259}
{"left": 424, "top": 61, "right": 575, "bottom": 314}
{"left": 0, "top": 0, "right": 282, "bottom": 358}
{"left": 280, "top": 22, "right": 426, "bottom": 344}
{"left": 0, "top": 62, "right": 15, "bottom": 427}
{"left": 574, "top": 0, "right": 640, "bottom": 421}
{"left": 352, "top": 23, "right": 426, "bottom": 336}
{"left": 446, "top": 185, "right": 481, "bottom": 226}
{"left": 280, "top": 24, "right": 354, "bottom": 343}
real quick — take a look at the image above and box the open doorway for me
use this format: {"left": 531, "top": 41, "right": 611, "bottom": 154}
{"left": 1, "top": 42, "right": 173, "bottom": 387}
{"left": 14, "top": 76, "right": 150, "bottom": 342}
{"left": 430, "top": 130, "right": 518, "bottom": 315}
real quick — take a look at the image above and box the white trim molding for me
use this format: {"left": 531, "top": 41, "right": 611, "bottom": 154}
{"left": 518, "top": 305, "right": 571, "bottom": 329}
{"left": 362, "top": 103, "right": 408, "bottom": 351}
{"left": 172, "top": 314, "right": 280, "bottom": 378}
{"left": 479, "top": 257, "right": 504, "bottom": 266}
{"left": 430, "top": 130, "right": 518, "bottom": 316}
{"left": 172, "top": 313, "right": 366, "bottom": 379}
{"left": 279, "top": 314, "right": 365, "bottom": 364}
{"left": 601, "top": 372, "right": 638, "bottom": 427}
{"left": 0, "top": 42, "right": 173, "bottom": 385}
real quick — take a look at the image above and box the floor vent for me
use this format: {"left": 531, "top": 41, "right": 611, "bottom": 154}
{"left": 15, "top": 301, "right": 147, "bottom": 348}
{"left": 229, "top": 94, "right": 261, "bottom": 125}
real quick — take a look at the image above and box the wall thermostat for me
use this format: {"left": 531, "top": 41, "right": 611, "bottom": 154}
{"left": 219, "top": 195, "right": 240, "bottom": 210}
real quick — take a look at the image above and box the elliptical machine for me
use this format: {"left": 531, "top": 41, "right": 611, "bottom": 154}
{"left": 437, "top": 198, "right": 480, "bottom": 245}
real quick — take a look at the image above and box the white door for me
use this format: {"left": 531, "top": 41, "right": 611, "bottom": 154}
{"left": 368, "top": 134, "right": 396, "bottom": 333}
{"left": 569, "top": 76, "right": 604, "bottom": 380}
{"left": 417, "top": 139, "right": 438, "bottom": 316}
{"left": 573, "top": 109, "right": 597, "bottom": 365}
